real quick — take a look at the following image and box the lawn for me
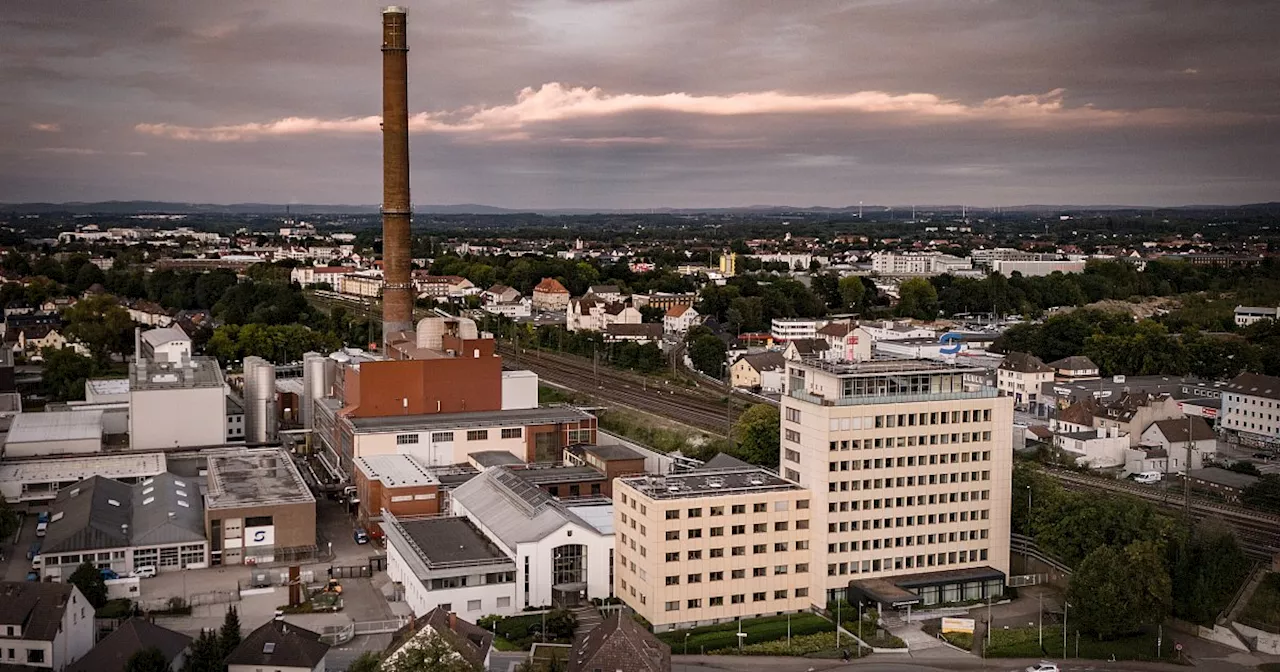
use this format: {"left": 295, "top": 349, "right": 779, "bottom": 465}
{"left": 940, "top": 631, "right": 973, "bottom": 650}
{"left": 485, "top": 611, "right": 576, "bottom": 651}
{"left": 1241, "top": 572, "right": 1280, "bottom": 633}
{"left": 842, "top": 617, "right": 907, "bottom": 649}
{"left": 727, "top": 632, "right": 867, "bottom": 658}
{"left": 657, "top": 613, "right": 834, "bottom": 654}
{"left": 984, "top": 626, "right": 1179, "bottom": 662}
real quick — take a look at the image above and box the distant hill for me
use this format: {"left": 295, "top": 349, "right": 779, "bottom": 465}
{"left": 1, "top": 200, "right": 1276, "bottom": 216}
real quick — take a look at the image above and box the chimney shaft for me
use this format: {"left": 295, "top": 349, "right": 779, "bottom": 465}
{"left": 381, "top": 6, "right": 413, "bottom": 346}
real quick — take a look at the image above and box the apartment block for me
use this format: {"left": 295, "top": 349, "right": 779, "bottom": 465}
{"left": 613, "top": 468, "right": 814, "bottom": 632}
{"left": 780, "top": 358, "right": 1013, "bottom": 608}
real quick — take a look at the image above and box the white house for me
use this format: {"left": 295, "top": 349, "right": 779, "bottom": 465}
{"left": 0, "top": 582, "right": 95, "bottom": 672}
{"left": 1220, "top": 372, "right": 1280, "bottom": 450}
{"left": 997, "top": 352, "right": 1055, "bottom": 408}
{"left": 815, "top": 321, "right": 872, "bottom": 362}
{"left": 662, "top": 305, "right": 700, "bottom": 334}
{"left": 1234, "top": 305, "right": 1280, "bottom": 327}
{"left": 1054, "top": 427, "right": 1129, "bottom": 468}
{"left": 1139, "top": 417, "right": 1217, "bottom": 470}
{"left": 568, "top": 298, "right": 641, "bottom": 333}
{"left": 291, "top": 266, "right": 356, "bottom": 289}
{"left": 226, "top": 619, "right": 328, "bottom": 672}
{"left": 382, "top": 608, "right": 492, "bottom": 672}
{"left": 770, "top": 318, "right": 823, "bottom": 342}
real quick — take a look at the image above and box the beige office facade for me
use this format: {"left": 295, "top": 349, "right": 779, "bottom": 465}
{"left": 779, "top": 359, "right": 1014, "bottom": 607}
{"left": 614, "top": 469, "right": 814, "bottom": 632}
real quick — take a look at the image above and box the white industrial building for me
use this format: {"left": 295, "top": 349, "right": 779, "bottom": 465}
{"left": 0, "top": 453, "right": 167, "bottom": 503}
{"left": 129, "top": 357, "right": 227, "bottom": 450}
{"left": 990, "top": 259, "right": 1086, "bottom": 277}
{"left": 4, "top": 411, "right": 104, "bottom": 457}
{"left": 385, "top": 466, "right": 615, "bottom": 618}
{"left": 85, "top": 379, "right": 130, "bottom": 404}
{"left": 37, "top": 473, "right": 208, "bottom": 580}
{"left": 1234, "top": 305, "right": 1280, "bottom": 327}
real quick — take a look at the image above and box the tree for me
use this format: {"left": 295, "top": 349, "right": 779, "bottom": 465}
{"left": 218, "top": 606, "right": 241, "bottom": 661}
{"left": 0, "top": 499, "right": 18, "bottom": 542}
{"left": 1067, "top": 541, "right": 1171, "bottom": 639}
{"left": 731, "top": 404, "right": 780, "bottom": 468}
{"left": 838, "top": 275, "right": 865, "bottom": 311}
{"left": 382, "top": 631, "right": 480, "bottom": 672}
{"left": 1166, "top": 523, "right": 1251, "bottom": 625}
{"left": 63, "top": 293, "right": 133, "bottom": 362}
{"left": 1242, "top": 474, "right": 1280, "bottom": 514}
{"left": 124, "top": 647, "right": 170, "bottom": 672}
{"left": 687, "top": 333, "right": 727, "bottom": 377}
{"left": 184, "top": 629, "right": 221, "bottom": 672}
{"left": 895, "top": 278, "right": 938, "bottom": 320}
{"left": 69, "top": 561, "right": 108, "bottom": 608}
{"left": 41, "top": 347, "right": 101, "bottom": 402}
{"left": 348, "top": 652, "right": 382, "bottom": 672}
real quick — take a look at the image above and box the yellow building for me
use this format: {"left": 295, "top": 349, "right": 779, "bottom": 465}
{"left": 614, "top": 468, "right": 813, "bottom": 632}
{"left": 718, "top": 251, "right": 737, "bottom": 277}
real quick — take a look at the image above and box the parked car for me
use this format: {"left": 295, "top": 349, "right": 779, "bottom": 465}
{"left": 1133, "top": 471, "right": 1163, "bottom": 484}
{"left": 133, "top": 566, "right": 157, "bottom": 579}
{"left": 26, "top": 542, "right": 40, "bottom": 561}
{"left": 353, "top": 528, "right": 369, "bottom": 545}
{"left": 36, "top": 512, "right": 49, "bottom": 525}
{"left": 25, "top": 572, "right": 39, "bottom": 582}
{"left": 1253, "top": 452, "right": 1273, "bottom": 460}
{"left": 100, "top": 568, "right": 119, "bottom": 580}
{"left": 1026, "top": 663, "right": 1059, "bottom": 672}
{"left": 35, "top": 522, "right": 47, "bottom": 537}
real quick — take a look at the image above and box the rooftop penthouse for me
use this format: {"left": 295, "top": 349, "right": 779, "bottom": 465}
{"left": 786, "top": 358, "right": 995, "bottom": 406}
{"left": 619, "top": 467, "right": 799, "bottom": 499}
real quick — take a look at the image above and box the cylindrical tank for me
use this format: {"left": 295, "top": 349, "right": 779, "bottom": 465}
{"left": 302, "top": 352, "right": 330, "bottom": 430}
{"left": 243, "top": 356, "right": 279, "bottom": 444}
{"left": 416, "top": 316, "right": 447, "bottom": 351}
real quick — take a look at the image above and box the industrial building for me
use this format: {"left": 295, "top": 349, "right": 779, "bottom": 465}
{"left": 779, "top": 358, "right": 1014, "bottom": 607}
{"left": 613, "top": 467, "right": 813, "bottom": 632}
{"left": 0, "top": 453, "right": 167, "bottom": 502}
{"left": 4, "top": 411, "right": 104, "bottom": 457}
{"left": 37, "top": 473, "right": 207, "bottom": 580}
{"left": 127, "top": 326, "right": 228, "bottom": 450}
{"left": 385, "top": 465, "right": 616, "bottom": 618}
{"left": 204, "top": 448, "right": 316, "bottom": 566}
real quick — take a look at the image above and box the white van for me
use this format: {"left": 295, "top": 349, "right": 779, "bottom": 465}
{"left": 35, "top": 522, "right": 47, "bottom": 537}
{"left": 133, "top": 566, "right": 157, "bottom": 579}
{"left": 1133, "top": 471, "right": 1163, "bottom": 484}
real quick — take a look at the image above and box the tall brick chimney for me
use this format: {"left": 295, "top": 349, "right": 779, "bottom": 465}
{"left": 380, "top": 6, "right": 413, "bottom": 346}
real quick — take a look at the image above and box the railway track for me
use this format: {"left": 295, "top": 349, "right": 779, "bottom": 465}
{"left": 1045, "top": 467, "right": 1280, "bottom": 561}
{"left": 502, "top": 347, "right": 743, "bottom": 435}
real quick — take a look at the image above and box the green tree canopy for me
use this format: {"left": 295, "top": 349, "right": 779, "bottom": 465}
{"left": 124, "top": 647, "right": 169, "bottom": 672}
{"left": 1242, "top": 474, "right": 1280, "bottom": 514}
{"left": 1067, "top": 541, "right": 1171, "bottom": 639}
{"left": 838, "top": 275, "right": 866, "bottom": 311}
{"left": 218, "top": 606, "right": 241, "bottom": 661}
{"left": 895, "top": 278, "right": 938, "bottom": 320}
{"left": 69, "top": 561, "right": 108, "bottom": 609}
{"left": 731, "top": 404, "right": 780, "bottom": 468}
{"left": 40, "top": 348, "right": 102, "bottom": 402}
{"left": 687, "top": 332, "right": 727, "bottom": 377}
{"left": 63, "top": 293, "right": 133, "bottom": 362}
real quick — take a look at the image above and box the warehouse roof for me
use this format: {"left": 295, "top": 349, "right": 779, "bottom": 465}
{"left": 346, "top": 405, "right": 593, "bottom": 433}
{"left": 355, "top": 454, "right": 440, "bottom": 487}
{"left": 6, "top": 411, "right": 103, "bottom": 444}
{"left": 86, "top": 379, "right": 130, "bottom": 396}
{"left": 41, "top": 473, "right": 205, "bottom": 554}
{"left": 450, "top": 467, "right": 610, "bottom": 551}
{"left": 206, "top": 448, "right": 314, "bottom": 509}
{"left": 0, "top": 453, "right": 166, "bottom": 485}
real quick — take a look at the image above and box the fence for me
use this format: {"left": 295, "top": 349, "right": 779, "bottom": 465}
{"left": 320, "top": 617, "right": 410, "bottom": 646}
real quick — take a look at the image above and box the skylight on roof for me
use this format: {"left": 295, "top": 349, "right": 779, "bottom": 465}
{"left": 143, "top": 497, "right": 155, "bottom": 505}
{"left": 177, "top": 500, "right": 189, "bottom": 508}
{"left": 176, "top": 490, "right": 187, "bottom": 497}
{"left": 69, "top": 488, "right": 80, "bottom": 497}
{"left": 174, "top": 480, "right": 186, "bottom": 487}
{"left": 108, "top": 499, "right": 120, "bottom": 507}
{"left": 143, "top": 487, "right": 154, "bottom": 495}
{"left": 263, "top": 643, "right": 276, "bottom": 654}
{"left": 51, "top": 512, "right": 63, "bottom": 522}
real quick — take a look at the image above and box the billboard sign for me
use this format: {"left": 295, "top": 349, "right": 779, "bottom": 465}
{"left": 938, "top": 332, "right": 963, "bottom": 355}
{"left": 941, "top": 617, "right": 976, "bottom": 634}
{"left": 245, "top": 526, "right": 274, "bottom": 547}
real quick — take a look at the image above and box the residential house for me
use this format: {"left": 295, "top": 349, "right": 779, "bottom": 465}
{"left": 532, "top": 278, "right": 571, "bottom": 311}
{"left": 14, "top": 326, "right": 90, "bottom": 359}
{"left": 1091, "top": 392, "right": 1184, "bottom": 447}
{"left": 997, "top": 352, "right": 1055, "bottom": 408}
{"left": 604, "top": 323, "right": 663, "bottom": 346}
{"left": 815, "top": 320, "right": 872, "bottom": 361}
{"left": 567, "top": 298, "right": 641, "bottom": 333}
{"left": 0, "top": 582, "right": 95, "bottom": 672}
{"left": 383, "top": 608, "right": 493, "bottom": 671}
{"left": 1139, "top": 417, "right": 1217, "bottom": 470}
{"left": 67, "top": 618, "right": 191, "bottom": 672}
{"left": 569, "top": 613, "right": 670, "bottom": 672}
{"left": 662, "top": 305, "right": 699, "bottom": 334}
{"left": 586, "top": 285, "right": 624, "bottom": 303}
{"left": 414, "top": 274, "right": 477, "bottom": 300}
{"left": 290, "top": 266, "right": 356, "bottom": 289}
{"left": 226, "top": 620, "right": 328, "bottom": 672}
{"left": 483, "top": 285, "right": 521, "bottom": 305}
{"left": 1048, "top": 356, "right": 1100, "bottom": 381}
{"left": 122, "top": 300, "right": 173, "bottom": 327}
{"left": 483, "top": 298, "right": 532, "bottom": 319}
{"left": 1054, "top": 426, "right": 1129, "bottom": 468}
{"left": 730, "top": 352, "right": 786, "bottom": 392}
{"left": 782, "top": 338, "right": 830, "bottom": 361}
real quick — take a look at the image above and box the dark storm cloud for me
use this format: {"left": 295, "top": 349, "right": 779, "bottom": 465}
{"left": 1, "top": 0, "right": 1276, "bottom": 206}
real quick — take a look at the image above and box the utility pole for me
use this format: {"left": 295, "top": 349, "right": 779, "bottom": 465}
{"left": 1185, "top": 414, "right": 1194, "bottom": 517}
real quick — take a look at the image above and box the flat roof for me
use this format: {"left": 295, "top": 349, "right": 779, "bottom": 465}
{"left": 205, "top": 448, "right": 315, "bottom": 509}
{"left": 1187, "top": 467, "right": 1260, "bottom": 490}
{"left": 347, "top": 405, "right": 593, "bottom": 433}
{"left": 621, "top": 467, "right": 800, "bottom": 499}
{"left": 514, "top": 465, "right": 604, "bottom": 485}
{"left": 397, "top": 517, "right": 508, "bottom": 565}
{"left": 132, "top": 357, "right": 224, "bottom": 391}
{"left": 0, "top": 452, "right": 167, "bottom": 483}
{"left": 470, "top": 451, "right": 525, "bottom": 468}
{"left": 565, "top": 503, "right": 614, "bottom": 535}
{"left": 582, "top": 444, "right": 643, "bottom": 461}
{"left": 791, "top": 358, "right": 983, "bottom": 377}
{"left": 355, "top": 454, "right": 440, "bottom": 487}
{"left": 86, "top": 379, "right": 130, "bottom": 396}
{"left": 6, "top": 411, "right": 103, "bottom": 444}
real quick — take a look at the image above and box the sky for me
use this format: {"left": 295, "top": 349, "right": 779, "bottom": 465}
{"left": 2, "top": 0, "right": 1278, "bottom": 209}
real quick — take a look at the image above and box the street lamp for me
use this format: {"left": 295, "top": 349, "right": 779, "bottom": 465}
{"left": 684, "top": 633, "right": 690, "bottom": 655}
{"left": 1026, "top": 485, "right": 1032, "bottom": 534}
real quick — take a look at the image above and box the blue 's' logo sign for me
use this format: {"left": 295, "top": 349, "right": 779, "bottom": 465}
{"left": 252, "top": 530, "right": 268, "bottom": 543}
{"left": 939, "top": 332, "right": 963, "bottom": 355}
